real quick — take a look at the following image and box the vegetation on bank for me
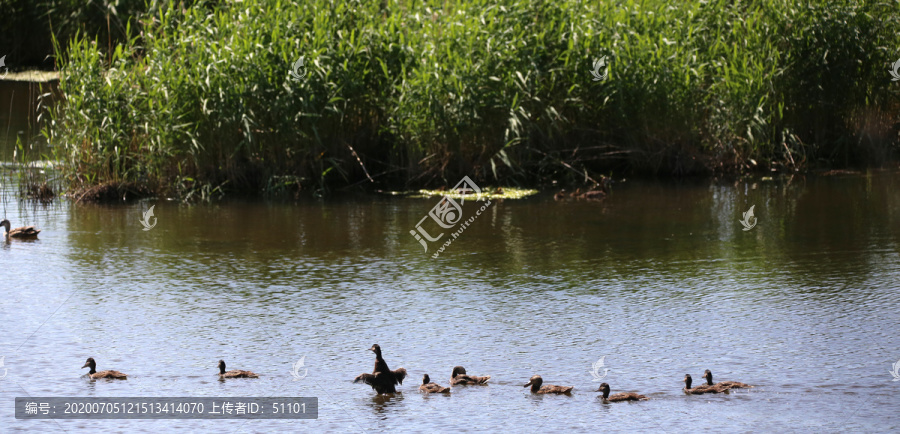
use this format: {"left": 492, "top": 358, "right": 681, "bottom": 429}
{"left": 37, "top": 0, "right": 900, "bottom": 199}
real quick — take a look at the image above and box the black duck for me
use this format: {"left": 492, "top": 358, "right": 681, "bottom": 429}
{"left": 1, "top": 219, "right": 40, "bottom": 239}
{"left": 597, "top": 382, "right": 648, "bottom": 402}
{"left": 450, "top": 366, "right": 491, "bottom": 385}
{"left": 81, "top": 357, "right": 126, "bottom": 380}
{"left": 419, "top": 374, "right": 450, "bottom": 393}
{"left": 683, "top": 374, "right": 727, "bottom": 394}
{"left": 217, "top": 360, "right": 258, "bottom": 378}
{"left": 702, "top": 370, "right": 752, "bottom": 389}
{"left": 524, "top": 375, "right": 572, "bottom": 394}
{"left": 353, "top": 344, "right": 408, "bottom": 394}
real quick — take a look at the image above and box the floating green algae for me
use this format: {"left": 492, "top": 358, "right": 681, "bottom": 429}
{"left": 410, "top": 187, "right": 539, "bottom": 200}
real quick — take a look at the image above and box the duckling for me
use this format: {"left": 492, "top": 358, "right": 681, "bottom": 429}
{"left": 577, "top": 189, "right": 607, "bottom": 200}
{"left": 597, "top": 382, "right": 648, "bottom": 402}
{"left": 81, "top": 357, "right": 126, "bottom": 380}
{"left": 419, "top": 374, "right": 450, "bottom": 393}
{"left": 1, "top": 219, "right": 40, "bottom": 239}
{"left": 682, "top": 374, "right": 726, "bottom": 394}
{"left": 450, "top": 366, "right": 491, "bottom": 385}
{"left": 524, "top": 375, "right": 572, "bottom": 395}
{"left": 217, "top": 360, "right": 258, "bottom": 378}
{"left": 576, "top": 177, "right": 612, "bottom": 200}
{"left": 702, "top": 370, "right": 752, "bottom": 389}
{"left": 353, "top": 344, "right": 407, "bottom": 394}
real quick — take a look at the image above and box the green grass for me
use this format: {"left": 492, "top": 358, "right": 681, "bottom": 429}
{"left": 42, "top": 0, "right": 900, "bottom": 199}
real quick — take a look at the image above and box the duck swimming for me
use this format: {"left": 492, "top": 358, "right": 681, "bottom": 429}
{"left": 702, "top": 370, "right": 752, "bottom": 389}
{"left": 597, "top": 382, "right": 648, "bottom": 402}
{"left": 683, "top": 374, "right": 726, "bottom": 394}
{"left": 353, "top": 344, "right": 408, "bottom": 394}
{"left": 419, "top": 374, "right": 450, "bottom": 393}
{"left": 524, "top": 375, "right": 573, "bottom": 394}
{"left": 450, "top": 366, "right": 491, "bottom": 385}
{"left": 1, "top": 219, "right": 40, "bottom": 239}
{"left": 81, "top": 357, "right": 126, "bottom": 380}
{"left": 217, "top": 360, "right": 258, "bottom": 378}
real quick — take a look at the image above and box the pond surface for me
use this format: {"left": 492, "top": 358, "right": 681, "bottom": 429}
{"left": 0, "top": 171, "right": 899, "bottom": 432}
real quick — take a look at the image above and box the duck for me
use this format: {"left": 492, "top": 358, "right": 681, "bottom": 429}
{"left": 575, "top": 177, "right": 612, "bottom": 200}
{"left": 1, "top": 219, "right": 40, "bottom": 239}
{"left": 597, "top": 382, "right": 648, "bottom": 402}
{"left": 683, "top": 374, "right": 727, "bottom": 394}
{"left": 524, "top": 375, "right": 572, "bottom": 394}
{"left": 217, "top": 360, "right": 258, "bottom": 378}
{"left": 553, "top": 189, "right": 568, "bottom": 201}
{"left": 353, "top": 344, "right": 408, "bottom": 394}
{"left": 81, "top": 357, "right": 127, "bottom": 380}
{"left": 702, "top": 370, "right": 752, "bottom": 389}
{"left": 450, "top": 366, "right": 491, "bottom": 385}
{"left": 577, "top": 189, "right": 607, "bottom": 200}
{"left": 419, "top": 374, "right": 450, "bottom": 393}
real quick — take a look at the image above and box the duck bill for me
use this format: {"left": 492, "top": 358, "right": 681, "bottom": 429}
{"left": 81, "top": 362, "right": 90, "bottom": 368}
{"left": 523, "top": 381, "right": 534, "bottom": 388}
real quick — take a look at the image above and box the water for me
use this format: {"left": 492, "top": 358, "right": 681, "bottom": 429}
{"left": 1, "top": 171, "right": 899, "bottom": 433}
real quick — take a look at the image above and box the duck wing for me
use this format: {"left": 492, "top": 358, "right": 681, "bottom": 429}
{"left": 540, "top": 385, "right": 573, "bottom": 394}
{"left": 685, "top": 385, "right": 727, "bottom": 394}
{"left": 92, "top": 370, "right": 127, "bottom": 379}
{"left": 223, "top": 370, "right": 258, "bottom": 378}
{"left": 11, "top": 226, "right": 40, "bottom": 237}
{"left": 451, "top": 374, "right": 491, "bottom": 385}
{"left": 420, "top": 383, "right": 450, "bottom": 393}
{"left": 717, "top": 381, "right": 752, "bottom": 389}
{"left": 353, "top": 373, "right": 377, "bottom": 386}
{"left": 608, "top": 392, "right": 648, "bottom": 402}
{"left": 391, "top": 368, "right": 407, "bottom": 385}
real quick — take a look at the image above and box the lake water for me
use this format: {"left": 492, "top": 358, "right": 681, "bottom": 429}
{"left": 0, "top": 170, "right": 898, "bottom": 432}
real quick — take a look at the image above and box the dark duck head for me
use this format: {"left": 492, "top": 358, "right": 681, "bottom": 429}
{"left": 598, "top": 382, "right": 612, "bottom": 399}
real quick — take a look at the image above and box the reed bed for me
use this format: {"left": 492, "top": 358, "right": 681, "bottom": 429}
{"left": 42, "top": 0, "right": 900, "bottom": 199}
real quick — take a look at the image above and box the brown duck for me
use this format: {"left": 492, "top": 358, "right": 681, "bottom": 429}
{"left": 450, "top": 366, "right": 491, "bottom": 385}
{"left": 419, "top": 374, "right": 450, "bottom": 393}
{"left": 217, "top": 360, "right": 258, "bottom": 378}
{"left": 524, "top": 375, "right": 572, "bottom": 394}
{"left": 597, "top": 382, "right": 648, "bottom": 402}
{"left": 81, "top": 357, "right": 126, "bottom": 380}
{"left": 683, "top": 374, "right": 727, "bottom": 394}
{"left": 576, "top": 178, "right": 612, "bottom": 200}
{"left": 702, "top": 370, "right": 752, "bottom": 389}
{"left": 1, "top": 219, "right": 40, "bottom": 239}
{"left": 353, "top": 344, "right": 408, "bottom": 394}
